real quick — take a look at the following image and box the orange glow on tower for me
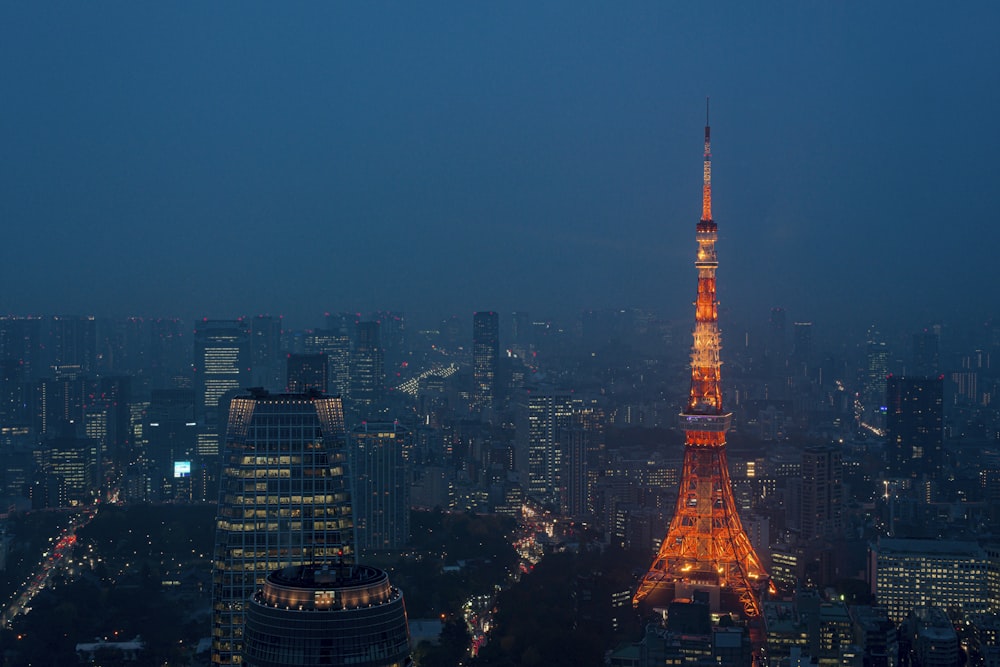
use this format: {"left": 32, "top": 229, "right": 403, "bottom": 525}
{"left": 634, "top": 104, "right": 771, "bottom": 618}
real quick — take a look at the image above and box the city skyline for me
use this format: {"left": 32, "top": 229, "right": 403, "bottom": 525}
{"left": 2, "top": 4, "right": 999, "bottom": 332}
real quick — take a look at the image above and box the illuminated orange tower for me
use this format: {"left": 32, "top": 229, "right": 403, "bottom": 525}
{"left": 634, "top": 104, "right": 771, "bottom": 618}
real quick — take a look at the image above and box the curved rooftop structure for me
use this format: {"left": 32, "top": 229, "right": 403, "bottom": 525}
{"left": 242, "top": 564, "right": 411, "bottom": 667}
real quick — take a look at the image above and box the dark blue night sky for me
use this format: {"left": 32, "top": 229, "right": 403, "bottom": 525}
{"left": 2, "top": 3, "right": 998, "bottom": 331}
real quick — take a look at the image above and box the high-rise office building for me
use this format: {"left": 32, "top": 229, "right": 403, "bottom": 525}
{"left": 286, "top": 353, "right": 328, "bottom": 394}
{"left": 373, "top": 311, "right": 405, "bottom": 368}
{"left": 211, "top": 390, "right": 353, "bottom": 665}
{"left": 767, "top": 307, "right": 787, "bottom": 369}
{"left": 351, "top": 421, "right": 410, "bottom": 554}
{"left": 145, "top": 389, "right": 197, "bottom": 502}
{"left": 241, "top": 564, "right": 410, "bottom": 667}
{"left": 799, "top": 445, "right": 843, "bottom": 540}
{"left": 148, "top": 318, "right": 187, "bottom": 389}
{"left": 351, "top": 322, "right": 384, "bottom": 409}
{"left": 791, "top": 321, "right": 813, "bottom": 376}
{"left": 194, "top": 320, "right": 250, "bottom": 458}
{"left": 560, "top": 427, "right": 588, "bottom": 518}
{"left": 911, "top": 329, "right": 940, "bottom": 377}
{"left": 516, "top": 388, "right": 577, "bottom": 508}
{"left": 862, "top": 328, "right": 889, "bottom": 429}
{"left": 472, "top": 312, "right": 499, "bottom": 412}
{"left": 0, "top": 316, "right": 43, "bottom": 382}
{"left": 35, "top": 368, "right": 90, "bottom": 437}
{"left": 250, "top": 315, "right": 283, "bottom": 392}
{"left": 0, "top": 359, "right": 27, "bottom": 426}
{"left": 50, "top": 315, "right": 97, "bottom": 373}
{"left": 885, "top": 375, "right": 944, "bottom": 480}
{"left": 43, "top": 434, "right": 100, "bottom": 507}
{"left": 305, "top": 330, "right": 351, "bottom": 398}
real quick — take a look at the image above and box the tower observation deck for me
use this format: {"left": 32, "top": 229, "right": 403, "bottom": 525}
{"left": 633, "top": 107, "right": 772, "bottom": 619}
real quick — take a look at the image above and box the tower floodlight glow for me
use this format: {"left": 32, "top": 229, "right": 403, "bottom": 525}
{"left": 634, "top": 105, "right": 772, "bottom": 619}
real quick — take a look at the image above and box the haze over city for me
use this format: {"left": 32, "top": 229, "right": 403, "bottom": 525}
{"left": 2, "top": 3, "right": 998, "bottom": 332}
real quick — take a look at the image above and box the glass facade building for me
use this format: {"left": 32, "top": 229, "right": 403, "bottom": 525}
{"left": 211, "top": 391, "right": 354, "bottom": 665}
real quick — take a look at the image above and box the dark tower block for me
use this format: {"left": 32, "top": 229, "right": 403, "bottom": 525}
{"left": 634, "top": 106, "right": 771, "bottom": 620}
{"left": 472, "top": 311, "right": 499, "bottom": 412}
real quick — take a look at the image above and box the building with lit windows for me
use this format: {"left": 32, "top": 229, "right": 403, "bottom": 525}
{"left": 44, "top": 435, "right": 99, "bottom": 507}
{"left": 472, "top": 311, "right": 499, "bottom": 412}
{"left": 862, "top": 329, "right": 889, "bottom": 430}
{"left": 286, "top": 354, "right": 328, "bottom": 394}
{"left": 350, "top": 421, "right": 410, "bottom": 554}
{"left": 515, "top": 388, "right": 577, "bottom": 509}
{"left": 194, "top": 320, "right": 250, "bottom": 459}
{"left": 885, "top": 376, "right": 944, "bottom": 481}
{"left": 211, "top": 390, "right": 353, "bottom": 666}
{"left": 305, "top": 330, "right": 351, "bottom": 398}
{"left": 869, "top": 538, "right": 990, "bottom": 623}
{"left": 242, "top": 564, "right": 410, "bottom": 667}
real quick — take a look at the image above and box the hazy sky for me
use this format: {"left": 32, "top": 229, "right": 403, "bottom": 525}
{"left": 2, "top": 3, "right": 998, "bottom": 331}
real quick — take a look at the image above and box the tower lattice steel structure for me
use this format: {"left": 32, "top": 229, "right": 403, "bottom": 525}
{"left": 634, "top": 106, "right": 771, "bottom": 618}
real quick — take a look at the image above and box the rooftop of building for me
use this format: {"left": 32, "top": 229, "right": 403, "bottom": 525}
{"left": 874, "top": 537, "right": 984, "bottom": 557}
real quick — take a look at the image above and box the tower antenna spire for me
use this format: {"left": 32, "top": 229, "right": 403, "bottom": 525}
{"left": 702, "top": 97, "right": 712, "bottom": 222}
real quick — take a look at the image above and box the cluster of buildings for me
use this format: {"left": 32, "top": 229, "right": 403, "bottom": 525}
{"left": 0, "top": 301, "right": 999, "bottom": 664}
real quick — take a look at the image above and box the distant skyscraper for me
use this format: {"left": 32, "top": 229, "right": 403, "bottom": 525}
{"left": 768, "top": 307, "right": 787, "bottom": 368}
{"left": 351, "top": 321, "right": 384, "bottom": 409}
{"left": 472, "top": 311, "right": 499, "bottom": 412}
{"left": 351, "top": 421, "right": 410, "bottom": 553}
{"left": 50, "top": 315, "right": 97, "bottom": 373}
{"left": 560, "top": 427, "right": 588, "bottom": 517}
{"left": 148, "top": 318, "right": 187, "bottom": 389}
{"left": 211, "top": 390, "right": 353, "bottom": 666}
{"left": 145, "top": 389, "right": 197, "bottom": 502}
{"left": 43, "top": 433, "right": 99, "bottom": 507}
{"left": 516, "top": 389, "right": 577, "bottom": 509}
{"left": 0, "top": 316, "right": 43, "bottom": 381}
{"left": 305, "top": 329, "right": 351, "bottom": 398}
{"left": 0, "top": 359, "right": 27, "bottom": 426}
{"left": 250, "top": 315, "right": 283, "bottom": 391}
{"left": 35, "top": 368, "right": 90, "bottom": 437}
{"left": 862, "top": 328, "right": 889, "bottom": 429}
{"left": 88, "top": 375, "right": 132, "bottom": 470}
{"left": 886, "top": 376, "right": 944, "bottom": 480}
{"left": 241, "top": 564, "right": 411, "bottom": 667}
{"left": 792, "top": 321, "right": 813, "bottom": 376}
{"left": 373, "top": 311, "right": 405, "bottom": 367}
{"left": 194, "top": 320, "right": 250, "bottom": 458}
{"left": 799, "top": 445, "right": 843, "bottom": 540}
{"left": 911, "top": 329, "right": 940, "bottom": 377}
{"left": 286, "top": 353, "right": 328, "bottom": 393}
